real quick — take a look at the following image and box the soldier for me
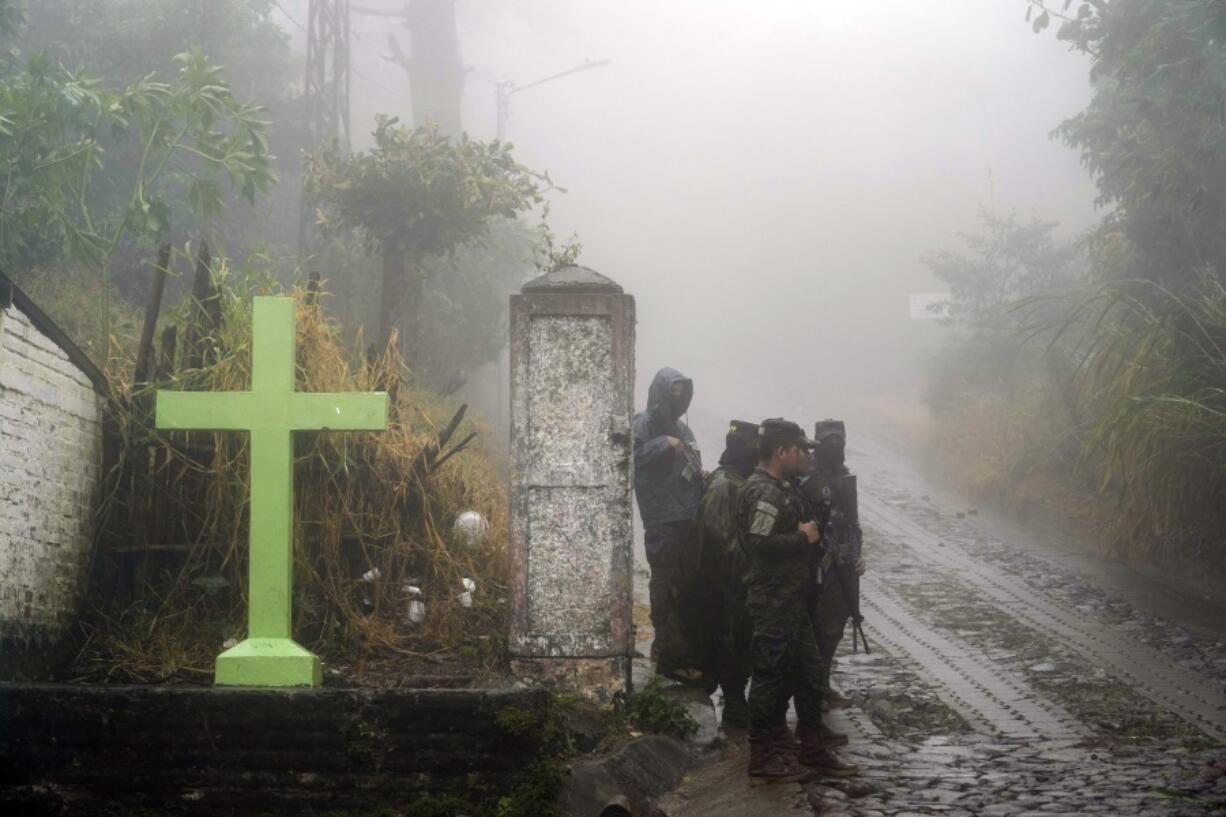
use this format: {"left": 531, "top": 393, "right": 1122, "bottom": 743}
{"left": 633, "top": 367, "right": 704, "bottom": 679}
{"left": 740, "top": 419, "right": 857, "bottom": 784}
{"left": 691, "top": 420, "right": 759, "bottom": 728}
{"left": 800, "top": 419, "right": 866, "bottom": 712}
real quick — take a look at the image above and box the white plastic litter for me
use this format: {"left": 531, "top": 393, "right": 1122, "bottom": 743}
{"left": 403, "top": 584, "right": 426, "bottom": 624}
{"left": 453, "top": 511, "right": 489, "bottom": 547}
{"left": 457, "top": 577, "right": 477, "bottom": 607}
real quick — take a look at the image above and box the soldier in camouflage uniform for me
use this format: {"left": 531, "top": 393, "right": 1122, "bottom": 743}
{"left": 800, "top": 419, "right": 866, "bottom": 712}
{"left": 739, "top": 419, "right": 857, "bottom": 784}
{"left": 692, "top": 420, "right": 759, "bottom": 728}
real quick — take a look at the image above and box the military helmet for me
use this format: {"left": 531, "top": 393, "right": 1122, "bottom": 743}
{"left": 725, "top": 419, "right": 759, "bottom": 451}
{"left": 813, "top": 419, "right": 846, "bottom": 440}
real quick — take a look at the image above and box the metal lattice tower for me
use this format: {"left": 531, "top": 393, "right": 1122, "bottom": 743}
{"left": 300, "top": 0, "right": 351, "bottom": 254}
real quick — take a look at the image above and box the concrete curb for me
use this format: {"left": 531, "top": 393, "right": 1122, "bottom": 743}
{"left": 558, "top": 734, "right": 693, "bottom": 817}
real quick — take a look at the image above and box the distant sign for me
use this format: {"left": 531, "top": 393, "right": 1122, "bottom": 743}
{"left": 910, "top": 293, "right": 950, "bottom": 320}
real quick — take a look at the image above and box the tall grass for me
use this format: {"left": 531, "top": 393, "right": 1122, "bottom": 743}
{"left": 1070, "top": 274, "right": 1226, "bottom": 563}
{"left": 73, "top": 275, "right": 509, "bottom": 683}
{"left": 927, "top": 270, "right": 1226, "bottom": 575}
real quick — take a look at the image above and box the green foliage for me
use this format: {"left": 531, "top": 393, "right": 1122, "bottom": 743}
{"left": 929, "top": 1, "right": 1226, "bottom": 574}
{"left": 494, "top": 694, "right": 576, "bottom": 755}
{"left": 922, "top": 210, "right": 1085, "bottom": 418}
{"left": 307, "top": 115, "right": 551, "bottom": 372}
{"left": 611, "top": 679, "right": 699, "bottom": 740}
{"left": 0, "top": 48, "right": 274, "bottom": 350}
{"left": 309, "top": 116, "right": 547, "bottom": 260}
{"left": 926, "top": 209, "right": 1080, "bottom": 333}
{"left": 20, "top": 0, "right": 300, "bottom": 282}
{"left": 495, "top": 760, "right": 566, "bottom": 817}
{"left": 1030, "top": 0, "right": 1226, "bottom": 285}
{"left": 535, "top": 202, "right": 583, "bottom": 274}
{"left": 1047, "top": 274, "right": 1226, "bottom": 563}
{"left": 0, "top": 49, "right": 275, "bottom": 263}
{"left": 490, "top": 695, "right": 582, "bottom": 817}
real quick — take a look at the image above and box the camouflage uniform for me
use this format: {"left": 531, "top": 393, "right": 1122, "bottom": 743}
{"left": 800, "top": 419, "right": 863, "bottom": 700}
{"left": 799, "top": 464, "right": 861, "bottom": 696}
{"left": 697, "top": 466, "right": 753, "bottom": 704}
{"left": 739, "top": 467, "right": 823, "bottom": 740}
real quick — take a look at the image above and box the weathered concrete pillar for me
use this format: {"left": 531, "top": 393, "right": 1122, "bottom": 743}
{"left": 509, "top": 266, "right": 635, "bottom": 700}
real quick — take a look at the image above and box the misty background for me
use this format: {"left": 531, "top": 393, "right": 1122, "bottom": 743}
{"left": 7, "top": 0, "right": 1223, "bottom": 695}
{"left": 270, "top": 0, "right": 1101, "bottom": 454}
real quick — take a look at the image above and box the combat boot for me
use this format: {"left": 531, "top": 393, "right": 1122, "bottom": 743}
{"left": 819, "top": 720, "right": 849, "bottom": 747}
{"left": 772, "top": 726, "right": 801, "bottom": 754}
{"left": 748, "top": 737, "right": 813, "bottom": 786}
{"left": 798, "top": 731, "right": 859, "bottom": 777}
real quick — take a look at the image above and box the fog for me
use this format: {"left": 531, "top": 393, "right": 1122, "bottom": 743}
{"left": 283, "top": 0, "right": 1100, "bottom": 453}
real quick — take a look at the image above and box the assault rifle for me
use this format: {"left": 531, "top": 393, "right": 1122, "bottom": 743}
{"left": 795, "top": 472, "right": 870, "bottom": 654}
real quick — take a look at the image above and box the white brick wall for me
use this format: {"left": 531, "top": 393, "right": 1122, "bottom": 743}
{"left": 0, "top": 303, "right": 102, "bottom": 653}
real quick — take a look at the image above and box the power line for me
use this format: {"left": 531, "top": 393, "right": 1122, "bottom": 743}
{"left": 352, "top": 4, "right": 407, "bottom": 18}
{"left": 271, "top": 0, "right": 307, "bottom": 32}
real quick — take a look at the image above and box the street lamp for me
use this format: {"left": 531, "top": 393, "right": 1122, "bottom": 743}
{"left": 495, "top": 58, "right": 613, "bottom": 140}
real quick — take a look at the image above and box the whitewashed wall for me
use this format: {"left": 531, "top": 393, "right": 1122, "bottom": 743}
{"left": 0, "top": 302, "right": 102, "bottom": 658}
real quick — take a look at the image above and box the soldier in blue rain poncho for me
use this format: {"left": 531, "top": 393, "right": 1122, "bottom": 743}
{"left": 633, "top": 367, "right": 704, "bottom": 680}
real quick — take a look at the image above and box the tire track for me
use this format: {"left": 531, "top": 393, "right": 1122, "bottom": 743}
{"left": 861, "top": 491, "right": 1226, "bottom": 743}
{"left": 860, "top": 573, "right": 1087, "bottom": 740}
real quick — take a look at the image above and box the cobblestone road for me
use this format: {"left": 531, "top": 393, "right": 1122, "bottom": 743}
{"left": 652, "top": 429, "right": 1226, "bottom": 817}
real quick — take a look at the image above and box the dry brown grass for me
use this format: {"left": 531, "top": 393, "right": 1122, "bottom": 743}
{"left": 72, "top": 282, "right": 510, "bottom": 684}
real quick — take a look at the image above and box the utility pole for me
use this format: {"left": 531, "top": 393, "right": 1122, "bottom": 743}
{"left": 495, "top": 59, "right": 612, "bottom": 141}
{"left": 299, "top": 0, "right": 352, "bottom": 256}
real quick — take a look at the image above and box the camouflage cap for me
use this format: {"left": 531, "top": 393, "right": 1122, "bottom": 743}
{"left": 759, "top": 418, "right": 818, "bottom": 449}
{"left": 813, "top": 419, "right": 846, "bottom": 440}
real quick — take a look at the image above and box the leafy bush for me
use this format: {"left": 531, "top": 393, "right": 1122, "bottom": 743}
{"left": 611, "top": 679, "right": 699, "bottom": 740}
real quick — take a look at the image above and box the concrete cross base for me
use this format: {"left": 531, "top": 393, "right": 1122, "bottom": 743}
{"left": 511, "top": 656, "right": 630, "bottom": 703}
{"left": 215, "top": 637, "right": 322, "bottom": 688}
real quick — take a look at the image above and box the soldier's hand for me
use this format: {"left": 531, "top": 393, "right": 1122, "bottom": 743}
{"left": 667, "top": 436, "right": 683, "bottom": 451}
{"left": 855, "top": 557, "right": 866, "bottom": 576}
{"left": 798, "top": 520, "right": 820, "bottom": 544}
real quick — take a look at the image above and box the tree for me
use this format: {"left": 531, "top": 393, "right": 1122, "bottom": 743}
{"left": 306, "top": 115, "right": 547, "bottom": 364}
{"left": 18, "top": 0, "right": 299, "bottom": 279}
{"left": 923, "top": 210, "right": 1083, "bottom": 418}
{"left": 0, "top": 49, "right": 276, "bottom": 348}
{"left": 385, "top": 0, "right": 465, "bottom": 137}
{"left": 926, "top": 209, "right": 1078, "bottom": 333}
{"left": 1029, "top": 0, "right": 1226, "bottom": 285}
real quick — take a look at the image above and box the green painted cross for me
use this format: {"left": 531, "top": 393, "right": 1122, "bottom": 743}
{"left": 157, "top": 297, "right": 387, "bottom": 687}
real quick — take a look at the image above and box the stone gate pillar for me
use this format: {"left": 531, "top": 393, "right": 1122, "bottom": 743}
{"left": 509, "top": 266, "right": 635, "bottom": 699}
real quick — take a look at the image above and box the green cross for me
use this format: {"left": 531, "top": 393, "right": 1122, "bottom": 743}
{"left": 157, "top": 297, "right": 387, "bottom": 687}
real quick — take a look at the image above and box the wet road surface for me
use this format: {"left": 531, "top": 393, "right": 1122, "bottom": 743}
{"left": 644, "top": 428, "right": 1226, "bottom": 816}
